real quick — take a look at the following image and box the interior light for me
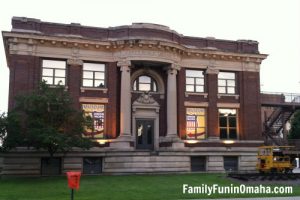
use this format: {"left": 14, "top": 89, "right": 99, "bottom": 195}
{"left": 223, "top": 140, "right": 235, "bottom": 144}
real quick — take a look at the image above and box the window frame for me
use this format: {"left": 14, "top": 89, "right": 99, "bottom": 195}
{"left": 82, "top": 62, "right": 106, "bottom": 88}
{"left": 82, "top": 103, "right": 106, "bottom": 139}
{"left": 218, "top": 108, "right": 238, "bottom": 140}
{"left": 133, "top": 75, "right": 158, "bottom": 92}
{"left": 224, "top": 156, "right": 239, "bottom": 172}
{"left": 185, "top": 69, "right": 205, "bottom": 93}
{"left": 186, "top": 107, "right": 207, "bottom": 140}
{"left": 41, "top": 59, "right": 67, "bottom": 86}
{"left": 218, "top": 71, "right": 236, "bottom": 94}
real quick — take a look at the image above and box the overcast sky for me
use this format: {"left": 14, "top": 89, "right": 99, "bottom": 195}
{"left": 0, "top": 0, "right": 299, "bottom": 112}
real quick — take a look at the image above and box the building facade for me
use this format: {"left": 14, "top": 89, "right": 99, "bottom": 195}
{"left": 1, "top": 17, "right": 267, "bottom": 175}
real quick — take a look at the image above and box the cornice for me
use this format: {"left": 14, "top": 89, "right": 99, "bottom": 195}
{"left": 3, "top": 32, "right": 268, "bottom": 65}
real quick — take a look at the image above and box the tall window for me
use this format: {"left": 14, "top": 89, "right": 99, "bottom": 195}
{"left": 133, "top": 75, "right": 157, "bottom": 92}
{"left": 186, "top": 108, "right": 206, "bottom": 139}
{"left": 82, "top": 104, "right": 105, "bottom": 139}
{"left": 218, "top": 72, "right": 236, "bottom": 94}
{"left": 82, "top": 63, "right": 105, "bottom": 88}
{"left": 42, "top": 60, "right": 66, "bottom": 85}
{"left": 186, "top": 70, "right": 205, "bottom": 93}
{"left": 219, "top": 109, "right": 237, "bottom": 139}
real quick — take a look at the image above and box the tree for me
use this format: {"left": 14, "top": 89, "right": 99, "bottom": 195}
{"left": 288, "top": 111, "right": 300, "bottom": 139}
{"left": 1, "top": 81, "right": 93, "bottom": 156}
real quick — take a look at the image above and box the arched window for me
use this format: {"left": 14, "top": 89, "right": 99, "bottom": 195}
{"left": 133, "top": 75, "right": 157, "bottom": 92}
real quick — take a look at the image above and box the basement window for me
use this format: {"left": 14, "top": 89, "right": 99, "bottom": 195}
{"left": 224, "top": 156, "right": 238, "bottom": 172}
{"left": 83, "top": 157, "right": 102, "bottom": 174}
{"left": 41, "top": 157, "right": 61, "bottom": 175}
{"left": 191, "top": 156, "right": 206, "bottom": 172}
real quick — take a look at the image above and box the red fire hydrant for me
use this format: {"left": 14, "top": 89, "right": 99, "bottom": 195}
{"left": 66, "top": 171, "right": 81, "bottom": 200}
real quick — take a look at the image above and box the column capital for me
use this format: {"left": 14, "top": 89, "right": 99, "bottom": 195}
{"left": 67, "top": 58, "right": 83, "bottom": 66}
{"left": 117, "top": 59, "right": 131, "bottom": 67}
{"left": 205, "top": 66, "right": 219, "bottom": 74}
{"left": 164, "top": 63, "right": 181, "bottom": 75}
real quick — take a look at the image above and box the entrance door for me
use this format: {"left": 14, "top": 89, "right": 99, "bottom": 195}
{"left": 136, "top": 119, "right": 154, "bottom": 150}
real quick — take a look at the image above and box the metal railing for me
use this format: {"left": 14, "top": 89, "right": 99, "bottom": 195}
{"left": 261, "top": 92, "right": 300, "bottom": 103}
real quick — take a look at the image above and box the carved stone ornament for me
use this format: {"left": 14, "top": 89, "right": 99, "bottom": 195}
{"left": 205, "top": 66, "right": 219, "bottom": 74}
{"left": 136, "top": 93, "right": 155, "bottom": 104}
{"left": 67, "top": 58, "right": 83, "bottom": 66}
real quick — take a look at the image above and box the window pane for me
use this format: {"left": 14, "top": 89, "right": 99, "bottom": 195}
{"left": 195, "top": 86, "right": 204, "bottom": 92}
{"left": 84, "top": 63, "right": 105, "bottom": 71}
{"left": 42, "top": 77, "right": 53, "bottom": 84}
{"left": 153, "top": 82, "right": 157, "bottom": 92}
{"left": 139, "top": 83, "right": 151, "bottom": 91}
{"left": 186, "top": 128, "right": 195, "bottom": 139}
{"left": 186, "top": 85, "right": 194, "bottom": 92}
{"left": 83, "top": 71, "right": 93, "bottom": 79}
{"left": 139, "top": 76, "right": 151, "bottom": 83}
{"left": 186, "top": 70, "right": 203, "bottom": 77}
{"left": 186, "top": 77, "right": 194, "bottom": 84}
{"left": 95, "top": 80, "right": 105, "bottom": 87}
{"left": 95, "top": 72, "right": 104, "bottom": 79}
{"left": 43, "top": 60, "right": 66, "bottom": 69}
{"left": 83, "top": 79, "right": 93, "bottom": 87}
{"left": 55, "top": 69, "right": 65, "bottom": 77}
{"left": 82, "top": 104, "right": 105, "bottom": 139}
{"left": 219, "top": 117, "right": 227, "bottom": 127}
{"left": 227, "top": 80, "right": 235, "bottom": 86}
{"left": 186, "top": 108, "right": 206, "bottom": 140}
{"left": 196, "top": 78, "right": 204, "bottom": 85}
{"left": 219, "top": 72, "right": 235, "bottom": 79}
{"left": 218, "top": 79, "right": 226, "bottom": 86}
{"left": 54, "top": 78, "right": 65, "bottom": 85}
{"left": 229, "top": 117, "right": 237, "bottom": 127}
{"left": 42, "top": 68, "right": 53, "bottom": 76}
{"left": 229, "top": 129, "right": 237, "bottom": 139}
{"left": 197, "top": 115, "right": 205, "bottom": 127}
{"left": 220, "top": 128, "right": 227, "bottom": 139}
{"left": 218, "top": 87, "right": 226, "bottom": 93}
{"left": 227, "top": 87, "right": 235, "bottom": 94}
{"left": 196, "top": 128, "right": 205, "bottom": 139}
{"left": 219, "top": 109, "right": 236, "bottom": 115}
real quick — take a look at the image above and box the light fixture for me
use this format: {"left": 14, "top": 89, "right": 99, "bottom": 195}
{"left": 185, "top": 140, "right": 199, "bottom": 144}
{"left": 223, "top": 140, "right": 235, "bottom": 144}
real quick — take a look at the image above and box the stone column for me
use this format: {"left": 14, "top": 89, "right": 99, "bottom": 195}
{"left": 110, "top": 60, "right": 133, "bottom": 149}
{"left": 166, "top": 64, "right": 179, "bottom": 138}
{"left": 162, "top": 63, "right": 184, "bottom": 148}
{"left": 118, "top": 60, "right": 132, "bottom": 137}
{"left": 206, "top": 66, "right": 219, "bottom": 140}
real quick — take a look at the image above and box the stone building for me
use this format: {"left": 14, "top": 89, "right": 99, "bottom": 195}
{"left": 1, "top": 17, "right": 267, "bottom": 175}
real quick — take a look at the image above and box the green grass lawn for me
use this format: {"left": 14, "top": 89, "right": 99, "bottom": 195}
{"left": 0, "top": 173, "right": 299, "bottom": 200}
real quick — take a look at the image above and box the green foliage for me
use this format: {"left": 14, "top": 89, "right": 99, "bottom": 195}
{"left": 288, "top": 111, "right": 300, "bottom": 139}
{"left": 1, "top": 81, "right": 93, "bottom": 156}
